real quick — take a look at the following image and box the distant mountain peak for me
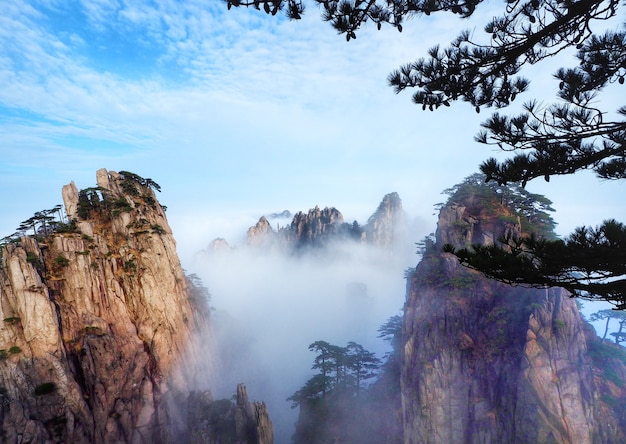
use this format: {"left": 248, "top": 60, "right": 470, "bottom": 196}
{"left": 236, "top": 193, "right": 407, "bottom": 253}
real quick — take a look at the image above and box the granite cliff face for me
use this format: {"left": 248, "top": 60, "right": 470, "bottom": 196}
{"left": 0, "top": 169, "right": 272, "bottom": 443}
{"left": 401, "top": 186, "right": 626, "bottom": 444}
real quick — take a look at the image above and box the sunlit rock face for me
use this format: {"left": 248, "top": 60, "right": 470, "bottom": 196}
{"left": 0, "top": 169, "right": 210, "bottom": 443}
{"left": 401, "top": 199, "right": 626, "bottom": 444}
{"left": 247, "top": 216, "right": 275, "bottom": 247}
{"left": 288, "top": 206, "right": 344, "bottom": 248}
{"left": 363, "top": 192, "right": 406, "bottom": 248}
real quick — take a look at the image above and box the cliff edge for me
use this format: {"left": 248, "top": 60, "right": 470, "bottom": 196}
{"left": 0, "top": 169, "right": 209, "bottom": 442}
{"left": 402, "top": 176, "right": 626, "bottom": 444}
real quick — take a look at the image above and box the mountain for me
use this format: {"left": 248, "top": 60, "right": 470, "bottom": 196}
{"left": 364, "top": 191, "right": 405, "bottom": 247}
{"left": 0, "top": 169, "right": 272, "bottom": 443}
{"left": 401, "top": 177, "right": 626, "bottom": 443}
{"left": 242, "top": 192, "right": 407, "bottom": 252}
{"left": 285, "top": 176, "right": 626, "bottom": 444}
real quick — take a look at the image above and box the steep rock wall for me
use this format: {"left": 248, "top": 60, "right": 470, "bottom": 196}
{"left": 364, "top": 192, "right": 406, "bottom": 248}
{"left": 0, "top": 169, "right": 207, "bottom": 443}
{"left": 401, "top": 202, "right": 626, "bottom": 444}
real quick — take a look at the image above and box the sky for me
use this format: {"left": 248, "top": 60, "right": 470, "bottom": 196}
{"left": 2, "top": 1, "right": 625, "bottom": 440}
{"left": 2, "top": 0, "right": 624, "bottom": 259}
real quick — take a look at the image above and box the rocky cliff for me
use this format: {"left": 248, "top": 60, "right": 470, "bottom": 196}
{"left": 364, "top": 192, "right": 406, "bottom": 248}
{"left": 0, "top": 169, "right": 272, "bottom": 443}
{"left": 401, "top": 181, "right": 626, "bottom": 444}
{"left": 187, "top": 384, "right": 273, "bottom": 444}
{"left": 242, "top": 192, "right": 406, "bottom": 251}
{"left": 288, "top": 206, "right": 344, "bottom": 249}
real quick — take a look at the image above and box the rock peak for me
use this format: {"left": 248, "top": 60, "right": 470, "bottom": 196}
{"left": 0, "top": 169, "right": 216, "bottom": 442}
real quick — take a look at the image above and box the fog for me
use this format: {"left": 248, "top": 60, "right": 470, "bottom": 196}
{"left": 186, "top": 214, "right": 426, "bottom": 443}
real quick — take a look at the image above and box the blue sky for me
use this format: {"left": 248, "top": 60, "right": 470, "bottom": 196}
{"left": 1, "top": 0, "right": 625, "bottom": 263}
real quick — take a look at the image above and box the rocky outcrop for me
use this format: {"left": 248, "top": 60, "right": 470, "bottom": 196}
{"left": 187, "top": 384, "right": 273, "bottom": 444}
{"left": 363, "top": 192, "right": 406, "bottom": 248}
{"left": 247, "top": 217, "right": 275, "bottom": 247}
{"left": 288, "top": 206, "right": 343, "bottom": 248}
{"left": 401, "top": 191, "right": 626, "bottom": 444}
{"left": 0, "top": 169, "right": 211, "bottom": 443}
{"left": 242, "top": 193, "right": 406, "bottom": 252}
{"left": 208, "top": 238, "right": 231, "bottom": 252}
{"left": 437, "top": 203, "right": 521, "bottom": 248}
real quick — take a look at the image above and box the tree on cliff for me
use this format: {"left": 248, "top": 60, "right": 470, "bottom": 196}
{"left": 441, "top": 173, "right": 557, "bottom": 238}
{"left": 440, "top": 174, "right": 626, "bottom": 309}
{"left": 590, "top": 309, "right": 626, "bottom": 344}
{"left": 226, "top": 0, "right": 626, "bottom": 308}
{"left": 288, "top": 340, "right": 381, "bottom": 408}
{"left": 289, "top": 339, "right": 385, "bottom": 444}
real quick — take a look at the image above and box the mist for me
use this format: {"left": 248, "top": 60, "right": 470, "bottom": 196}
{"left": 186, "top": 212, "right": 425, "bottom": 443}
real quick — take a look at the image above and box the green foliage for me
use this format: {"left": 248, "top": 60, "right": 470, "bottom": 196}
{"left": 8, "top": 346, "right": 21, "bottom": 355}
{"left": 403, "top": 267, "right": 416, "bottom": 279}
{"left": 442, "top": 173, "right": 556, "bottom": 239}
{"left": 142, "top": 194, "right": 157, "bottom": 208}
{"left": 186, "top": 273, "right": 211, "bottom": 316}
{"left": 34, "top": 382, "right": 56, "bottom": 396}
{"left": 554, "top": 319, "right": 565, "bottom": 332}
{"left": 447, "top": 274, "right": 477, "bottom": 290}
{"left": 123, "top": 260, "right": 137, "bottom": 273}
{"left": 378, "top": 315, "right": 402, "bottom": 339}
{"left": 451, "top": 219, "right": 626, "bottom": 309}
{"left": 416, "top": 233, "right": 437, "bottom": 257}
{"left": 289, "top": 340, "right": 381, "bottom": 408}
{"left": 587, "top": 340, "right": 626, "bottom": 387}
{"left": 151, "top": 224, "right": 165, "bottom": 234}
{"left": 120, "top": 180, "right": 140, "bottom": 196}
{"left": 54, "top": 220, "right": 78, "bottom": 233}
{"left": 53, "top": 255, "right": 70, "bottom": 268}
{"left": 113, "top": 197, "right": 133, "bottom": 212}
{"left": 287, "top": 374, "right": 329, "bottom": 408}
{"left": 0, "top": 350, "right": 7, "bottom": 360}
{"left": 68, "top": 173, "right": 163, "bottom": 222}
{"left": 84, "top": 325, "right": 103, "bottom": 336}
{"left": 77, "top": 187, "right": 104, "bottom": 220}
{"left": 1, "top": 204, "right": 68, "bottom": 242}
{"left": 589, "top": 309, "right": 626, "bottom": 341}
{"left": 26, "top": 251, "right": 40, "bottom": 264}
{"left": 3, "top": 317, "right": 20, "bottom": 325}
{"left": 291, "top": 322, "right": 403, "bottom": 444}
{"left": 118, "top": 171, "right": 161, "bottom": 193}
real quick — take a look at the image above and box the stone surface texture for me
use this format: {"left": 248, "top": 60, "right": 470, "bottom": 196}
{"left": 401, "top": 199, "right": 626, "bottom": 444}
{"left": 0, "top": 169, "right": 209, "bottom": 443}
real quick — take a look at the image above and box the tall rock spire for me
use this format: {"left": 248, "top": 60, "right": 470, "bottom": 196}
{"left": 0, "top": 169, "right": 207, "bottom": 442}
